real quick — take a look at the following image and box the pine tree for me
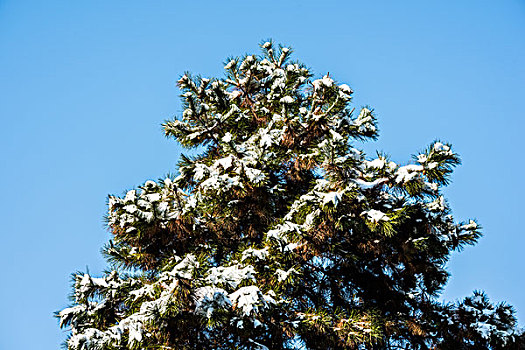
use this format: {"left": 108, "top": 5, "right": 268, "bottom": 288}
{"left": 57, "top": 41, "right": 524, "bottom": 349}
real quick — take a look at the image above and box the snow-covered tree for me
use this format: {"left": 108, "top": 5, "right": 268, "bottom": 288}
{"left": 57, "top": 41, "right": 524, "bottom": 349}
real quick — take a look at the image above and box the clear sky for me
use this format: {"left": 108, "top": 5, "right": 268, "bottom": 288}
{"left": 1, "top": 1, "right": 524, "bottom": 348}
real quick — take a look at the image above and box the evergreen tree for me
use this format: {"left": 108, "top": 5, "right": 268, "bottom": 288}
{"left": 57, "top": 41, "right": 524, "bottom": 349}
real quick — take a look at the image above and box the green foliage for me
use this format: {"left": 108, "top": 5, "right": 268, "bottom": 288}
{"left": 57, "top": 41, "right": 523, "bottom": 350}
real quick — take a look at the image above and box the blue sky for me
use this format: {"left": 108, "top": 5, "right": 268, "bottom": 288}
{"left": 1, "top": 1, "right": 524, "bottom": 348}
